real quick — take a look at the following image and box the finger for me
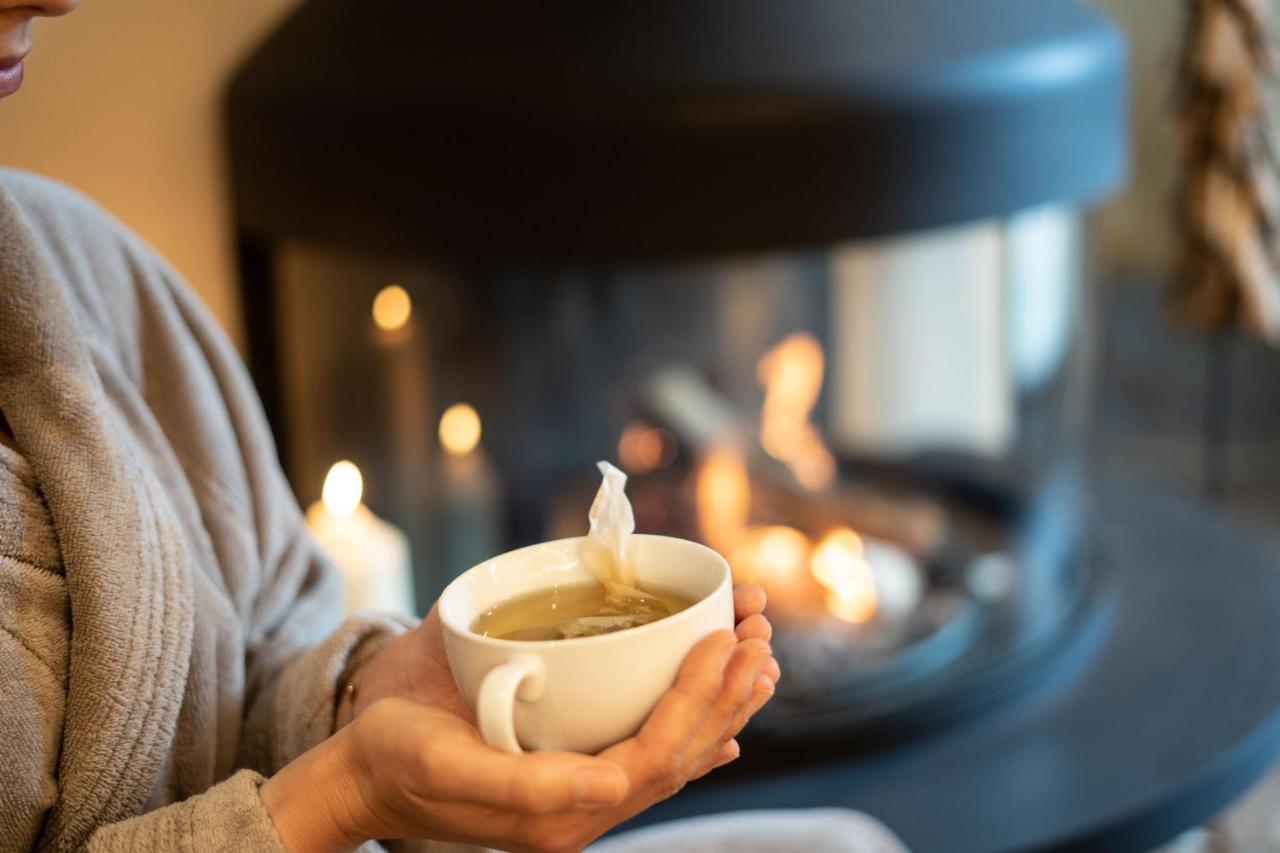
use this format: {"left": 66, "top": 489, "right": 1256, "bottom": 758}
{"left": 631, "top": 630, "right": 737, "bottom": 758}
{"left": 733, "top": 584, "right": 767, "bottom": 622}
{"left": 420, "top": 733, "right": 630, "bottom": 813}
{"left": 723, "top": 673, "right": 776, "bottom": 741}
{"left": 686, "top": 639, "right": 772, "bottom": 762}
{"left": 691, "top": 738, "right": 740, "bottom": 781}
{"left": 735, "top": 613, "right": 773, "bottom": 643}
{"left": 763, "top": 655, "right": 781, "bottom": 683}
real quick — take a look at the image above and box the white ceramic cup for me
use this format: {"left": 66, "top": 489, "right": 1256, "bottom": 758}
{"left": 439, "top": 534, "right": 734, "bottom": 754}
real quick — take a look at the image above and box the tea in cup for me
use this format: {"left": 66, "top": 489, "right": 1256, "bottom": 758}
{"left": 439, "top": 534, "right": 734, "bottom": 753}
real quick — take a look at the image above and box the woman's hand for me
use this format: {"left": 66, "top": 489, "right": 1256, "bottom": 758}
{"left": 264, "top": 585, "right": 778, "bottom": 852}
{"left": 345, "top": 584, "right": 777, "bottom": 725}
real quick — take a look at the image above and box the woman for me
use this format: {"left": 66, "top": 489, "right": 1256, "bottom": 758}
{"left": 0, "top": 1, "right": 780, "bottom": 850}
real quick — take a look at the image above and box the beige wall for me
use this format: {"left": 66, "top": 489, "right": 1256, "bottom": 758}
{"left": 0, "top": 0, "right": 304, "bottom": 348}
{"left": 1094, "top": 0, "right": 1184, "bottom": 281}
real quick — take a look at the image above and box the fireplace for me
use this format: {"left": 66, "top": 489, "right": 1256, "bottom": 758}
{"left": 227, "top": 0, "right": 1126, "bottom": 755}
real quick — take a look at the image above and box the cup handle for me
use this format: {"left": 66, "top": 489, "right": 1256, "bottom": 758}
{"left": 477, "top": 654, "right": 546, "bottom": 753}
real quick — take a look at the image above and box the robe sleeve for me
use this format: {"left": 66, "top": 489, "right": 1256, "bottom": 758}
{"left": 85, "top": 770, "right": 288, "bottom": 852}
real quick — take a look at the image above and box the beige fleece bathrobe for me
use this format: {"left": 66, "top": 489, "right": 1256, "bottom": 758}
{"left": 0, "top": 167, "right": 413, "bottom": 851}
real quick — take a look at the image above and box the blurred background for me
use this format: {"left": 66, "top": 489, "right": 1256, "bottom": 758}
{"left": 9, "top": 0, "right": 1269, "bottom": 531}
{"left": 11, "top": 1, "right": 1280, "bottom": 849}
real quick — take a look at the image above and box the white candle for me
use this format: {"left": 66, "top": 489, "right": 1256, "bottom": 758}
{"left": 306, "top": 460, "right": 415, "bottom": 616}
{"left": 436, "top": 404, "right": 501, "bottom": 582}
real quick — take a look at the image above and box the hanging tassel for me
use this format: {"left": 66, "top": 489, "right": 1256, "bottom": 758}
{"left": 1174, "top": 0, "right": 1280, "bottom": 341}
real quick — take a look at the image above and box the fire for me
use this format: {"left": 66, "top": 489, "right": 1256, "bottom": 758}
{"left": 691, "top": 333, "right": 871, "bottom": 618}
{"left": 693, "top": 453, "right": 880, "bottom": 622}
{"left": 733, "top": 525, "right": 811, "bottom": 586}
{"left": 811, "top": 528, "right": 878, "bottom": 624}
{"left": 618, "top": 422, "right": 677, "bottom": 474}
{"left": 757, "top": 333, "right": 836, "bottom": 491}
{"left": 696, "top": 448, "right": 751, "bottom": 557}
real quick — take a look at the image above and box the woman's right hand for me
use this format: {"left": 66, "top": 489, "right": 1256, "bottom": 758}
{"left": 261, "top": 626, "right": 778, "bottom": 852}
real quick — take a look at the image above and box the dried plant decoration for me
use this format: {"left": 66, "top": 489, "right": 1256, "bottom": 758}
{"left": 1174, "top": 0, "right": 1280, "bottom": 340}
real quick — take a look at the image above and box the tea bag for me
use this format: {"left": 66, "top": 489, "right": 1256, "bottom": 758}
{"left": 560, "top": 461, "right": 675, "bottom": 638}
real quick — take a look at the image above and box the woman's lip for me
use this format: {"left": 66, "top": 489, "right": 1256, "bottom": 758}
{"left": 0, "top": 50, "right": 27, "bottom": 71}
{"left": 0, "top": 60, "right": 24, "bottom": 98}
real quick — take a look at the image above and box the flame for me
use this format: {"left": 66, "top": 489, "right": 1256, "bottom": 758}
{"left": 618, "top": 422, "right": 677, "bottom": 474}
{"left": 811, "top": 527, "right": 878, "bottom": 623}
{"left": 322, "top": 461, "right": 363, "bottom": 517}
{"left": 372, "top": 284, "right": 413, "bottom": 332}
{"left": 696, "top": 452, "right": 812, "bottom": 588}
{"left": 440, "top": 403, "right": 482, "bottom": 456}
{"left": 757, "top": 333, "right": 836, "bottom": 491}
{"left": 696, "top": 448, "right": 751, "bottom": 557}
{"left": 733, "top": 525, "right": 810, "bottom": 586}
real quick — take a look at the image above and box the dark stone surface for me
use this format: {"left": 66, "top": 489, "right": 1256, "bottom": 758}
{"left": 619, "top": 480, "right": 1280, "bottom": 852}
{"left": 1097, "top": 282, "right": 1280, "bottom": 541}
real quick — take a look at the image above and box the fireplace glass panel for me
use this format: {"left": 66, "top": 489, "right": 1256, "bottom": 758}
{"left": 274, "top": 202, "right": 1093, "bottom": 746}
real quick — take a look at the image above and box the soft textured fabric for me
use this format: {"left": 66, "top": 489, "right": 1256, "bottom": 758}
{"left": 590, "top": 809, "right": 908, "bottom": 853}
{"left": 0, "top": 167, "right": 413, "bottom": 852}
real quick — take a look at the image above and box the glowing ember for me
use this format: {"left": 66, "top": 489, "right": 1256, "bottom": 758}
{"left": 811, "top": 527, "right": 864, "bottom": 586}
{"left": 757, "top": 333, "right": 836, "bottom": 491}
{"left": 825, "top": 580, "right": 879, "bottom": 624}
{"left": 735, "top": 525, "right": 811, "bottom": 586}
{"left": 696, "top": 448, "right": 751, "bottom": 556}
{"left": 618, "top": 422, "right": 677, "bottom": 474}
{"left": 811, "top": 527, "right": 879, "bottom": 624}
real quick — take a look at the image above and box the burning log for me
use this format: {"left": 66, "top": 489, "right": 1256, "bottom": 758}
{"left": 751, "top": 473, "right": 949, "bottom": 558}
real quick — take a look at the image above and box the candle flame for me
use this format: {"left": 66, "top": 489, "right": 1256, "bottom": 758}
{"left": 811, "top": 527, "right": 878, "bottom": 624}
{"left": 372, "top": 285, "right": 413, "bottom": 332}
{"left": 757, "top": 333, "right": 836, "bottom": 491}
{"left": 322, "top": 461, "right": 363, "bottom": 517}
{"left": 440, "top": 403, "right": 482, "bottom": 456}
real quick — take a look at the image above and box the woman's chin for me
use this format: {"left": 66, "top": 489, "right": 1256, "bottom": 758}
{"left": 0, "top": 60, "right": 24, "bottom": 98}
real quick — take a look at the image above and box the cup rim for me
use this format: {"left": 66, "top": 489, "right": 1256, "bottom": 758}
{"left": 439, "top": 534, "right": 732, "bottom": 650}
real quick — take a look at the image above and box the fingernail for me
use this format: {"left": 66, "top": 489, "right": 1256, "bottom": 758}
{"left": 724, "top": 739, "right": 741, "bottom": 761}
{"left": 755, "top": 674, "right": 775, "bottom": 696}
{"left": 577, "top": 767, "right": 627, "bottom": 807}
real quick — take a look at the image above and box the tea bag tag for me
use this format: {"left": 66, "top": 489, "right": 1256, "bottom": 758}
{"left": 583, "top": 461, "right": 636, "bottom": 588}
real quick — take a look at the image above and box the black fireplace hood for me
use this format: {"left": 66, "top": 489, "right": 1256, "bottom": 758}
{"left": 226, "top": 0, "right": 1126, "bottom": 263}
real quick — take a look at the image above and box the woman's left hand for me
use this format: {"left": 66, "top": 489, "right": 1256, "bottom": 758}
{"left": 343, "top": 583, "right": 776, "bottom": 728}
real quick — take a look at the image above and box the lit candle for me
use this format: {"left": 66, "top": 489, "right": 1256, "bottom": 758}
{"left": 306, "top": 460, "right": 415, "bottom": 616}
{"left": 435, "top": 403, "right": 501, "bottom": 584}
{"left": 372, "top": 284, "right": 414, "bottom": 341}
